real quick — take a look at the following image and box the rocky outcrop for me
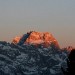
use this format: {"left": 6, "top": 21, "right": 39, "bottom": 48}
{"left": 12, "top": 36, "right": 21, "bottom": 44}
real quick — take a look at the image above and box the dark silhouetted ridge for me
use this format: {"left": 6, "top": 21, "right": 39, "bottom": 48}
{"left": 17, "top": 31, "right": 32, "bottom": 45}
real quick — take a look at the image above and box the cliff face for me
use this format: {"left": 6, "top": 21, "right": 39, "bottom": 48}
{"left": 12, "top": 31, "right": 59, "bottom": 48}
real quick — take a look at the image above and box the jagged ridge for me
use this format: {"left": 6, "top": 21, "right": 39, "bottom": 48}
{"left": 0, "top": 41, "right": 69, "bottom": 75}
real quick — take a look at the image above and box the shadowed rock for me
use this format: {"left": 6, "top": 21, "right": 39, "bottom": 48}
{"left": 62, "top": 49, "right": 75, "bottom": 75}
{"left": 0, "top": 41, "right": 68, "bottom": 75}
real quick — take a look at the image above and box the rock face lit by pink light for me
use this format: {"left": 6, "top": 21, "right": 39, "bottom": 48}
{"left": 12, "top": 36, "right": 21, "bottom": 44}
{"left": 12, "top": 31, "right": 59, "bottom": 48}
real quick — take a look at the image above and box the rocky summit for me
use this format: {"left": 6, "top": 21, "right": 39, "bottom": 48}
{"left": 12, "top": 31, "right": 59, "bottom": 48}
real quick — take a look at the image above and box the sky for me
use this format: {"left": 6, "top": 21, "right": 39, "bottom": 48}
{"left": 0, "top": 0, "right": 75, "bottom": 48}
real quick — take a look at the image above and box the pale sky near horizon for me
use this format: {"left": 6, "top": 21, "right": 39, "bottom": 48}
{"left": 0, "top": 0, "right": 75, "bottom": 48}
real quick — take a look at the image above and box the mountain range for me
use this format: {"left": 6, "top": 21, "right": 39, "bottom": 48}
{"left": 0, "top": 31, "right": 71, "bottom": 75}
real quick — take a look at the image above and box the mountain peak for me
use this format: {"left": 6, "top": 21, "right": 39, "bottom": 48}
{"left": 12, "top": 31, "right": 59, "bottom": 48}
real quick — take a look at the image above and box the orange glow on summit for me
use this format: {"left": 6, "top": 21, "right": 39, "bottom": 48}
{"left": 12, "top": 31, "right": 59, "bottom": 48}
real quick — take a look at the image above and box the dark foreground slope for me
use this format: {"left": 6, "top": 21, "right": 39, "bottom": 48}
{"left": 0, "top": 41, "right": 69, "bottom": 75}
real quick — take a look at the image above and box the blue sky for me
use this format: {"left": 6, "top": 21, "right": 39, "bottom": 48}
{"left": 0, "top": 0, "right": 75, "bottom": 47}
